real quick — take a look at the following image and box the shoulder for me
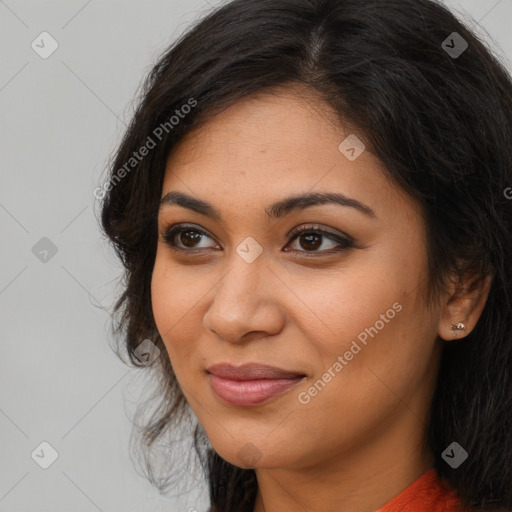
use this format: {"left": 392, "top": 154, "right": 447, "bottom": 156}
{"left": 377, "top": 469, "right": 474, "bottom": 512}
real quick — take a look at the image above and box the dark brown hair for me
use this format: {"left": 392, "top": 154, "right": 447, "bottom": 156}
{"left": 98, "top": 0, "right": 512, "bottom": 510}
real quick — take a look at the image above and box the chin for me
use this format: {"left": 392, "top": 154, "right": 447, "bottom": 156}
{"left": 206, "top": 431, "right": 301, "bottom": 470}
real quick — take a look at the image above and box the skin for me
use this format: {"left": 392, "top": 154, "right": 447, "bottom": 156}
{"left": 151, "top": 86, "right": 491, "bottom": 512}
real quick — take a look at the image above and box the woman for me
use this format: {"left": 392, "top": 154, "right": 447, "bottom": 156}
{"left": 99, "top": 0, "right": 512, "bottom": 510}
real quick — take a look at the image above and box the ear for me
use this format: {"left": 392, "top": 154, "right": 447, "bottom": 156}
{"left": 437, "top": 271, "right": 493, "bottom": 341}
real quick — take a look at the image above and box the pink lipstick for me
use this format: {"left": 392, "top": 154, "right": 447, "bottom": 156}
{"left": 206, "top": 363, "right": 306, "bottom": 407}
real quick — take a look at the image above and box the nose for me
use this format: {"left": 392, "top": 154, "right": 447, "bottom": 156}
{"left": 202, "top": 255, "right": 286, "bottom": 344}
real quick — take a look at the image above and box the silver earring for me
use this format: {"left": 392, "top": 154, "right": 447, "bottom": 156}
{"left": 450, "top": 322, "right": 466, "bottom": 332}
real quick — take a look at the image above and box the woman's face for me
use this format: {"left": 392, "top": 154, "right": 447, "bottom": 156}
{"left": 151, "top": 88, "right": 444, "bottom": 471}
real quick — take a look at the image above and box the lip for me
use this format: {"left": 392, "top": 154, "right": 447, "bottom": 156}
{"left": 206, "top": 363, "right": 306, "bottom": 406}
{"left": 206, "top": 362, "right": 305, "bottom": 380}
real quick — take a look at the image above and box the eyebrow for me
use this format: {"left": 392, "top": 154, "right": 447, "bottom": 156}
{"left": 159, "top": 191, "right": 377, "bottom": 220}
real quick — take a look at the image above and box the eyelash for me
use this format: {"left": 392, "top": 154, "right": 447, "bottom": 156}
{"left": 160, "top": 223, "right": 354, "bottom": 257}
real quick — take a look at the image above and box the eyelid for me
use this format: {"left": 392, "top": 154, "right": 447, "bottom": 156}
{"left": 160, "top": 222, "right": 214, "bottom": 239}
{"left": 287, "top": 223, "right": 352, "bottom": 241}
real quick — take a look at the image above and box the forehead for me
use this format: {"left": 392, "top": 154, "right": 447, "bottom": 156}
{"left": 166, "top": 88, "right": 348, "bottom": 169}
{"left": 161, "top": 88, "right": 417, "bottom": 223}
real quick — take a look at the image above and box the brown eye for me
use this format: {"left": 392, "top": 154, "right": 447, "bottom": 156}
{"left": 162, "top": 225, "right": 217, "bottom": 252}
{"left": 297, "top": 233, "right": 322, "bottom": 251}
{"left": 285, "top": 225, "right": 354, "bottom": 254}
{"left": 161, "top": 223, "right": 353, "bottom": 256}
{"left": 179, "top": 229, "right": 203, "bottom": 248}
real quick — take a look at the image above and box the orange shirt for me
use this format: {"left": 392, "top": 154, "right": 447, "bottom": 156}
{"left": 377, "top": 468, "right": 472, "bottom": 512}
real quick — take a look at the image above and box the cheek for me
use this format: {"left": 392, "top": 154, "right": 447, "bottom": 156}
{"left": 294, "top": 252, "right": 434, "bottom": 396}
{"left": 291, "top": 306, "right": 437, "bottom": 461}
{"left": 291, "top": 260, "right": 406, "bottom": 355}
{"left": 300, "top": 282, "right": 437, "bottom": 416}
{"left": 150, "top": 254, "right": 203, "bottom": 363}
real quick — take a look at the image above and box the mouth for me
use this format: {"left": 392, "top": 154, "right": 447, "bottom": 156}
{"left": 206, "top": 363, "right": 307, "bottom": 407}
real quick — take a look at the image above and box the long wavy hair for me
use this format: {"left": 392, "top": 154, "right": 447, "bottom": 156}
{"left": 98, "top": 0, "right": 512, "bottom": 510}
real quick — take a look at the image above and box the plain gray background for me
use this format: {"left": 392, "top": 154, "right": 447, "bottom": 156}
{"left": 1, "top": 1, "right": 511, "bottom": 511}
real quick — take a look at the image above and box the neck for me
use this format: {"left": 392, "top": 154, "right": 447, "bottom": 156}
{"left": 252, "top": 412, "right": 434, "bottom": 512}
